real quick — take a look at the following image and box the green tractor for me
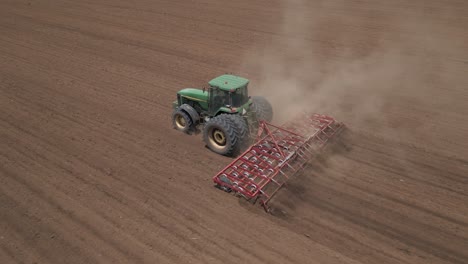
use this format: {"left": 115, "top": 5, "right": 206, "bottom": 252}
{"left": 171, "top": 74, "right": 273, "bottom": 156}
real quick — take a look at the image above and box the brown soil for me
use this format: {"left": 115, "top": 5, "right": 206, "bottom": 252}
{"left": 1, "top": 0, "right": 467, "bottom": 263}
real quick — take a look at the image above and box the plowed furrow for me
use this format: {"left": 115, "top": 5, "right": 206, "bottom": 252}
{"left": 1, "top": 84, "right": 297, "bottom": 264}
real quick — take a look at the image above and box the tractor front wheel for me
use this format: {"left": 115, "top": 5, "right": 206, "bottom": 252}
{"left": 172, "top": 109, "right": 193, "bottom": 134}
{"left": 203, "top": 114, "right": 239, "bottom": 156}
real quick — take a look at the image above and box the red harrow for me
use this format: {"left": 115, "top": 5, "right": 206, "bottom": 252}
{"left": 212, "top": 113, "right": 346, "bottom": 212}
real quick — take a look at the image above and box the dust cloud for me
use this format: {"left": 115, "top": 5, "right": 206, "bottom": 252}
{"left": 236, "top": 0, "right": 467, "bottom": 219}
{"left": 240, "top": 0, "right": 458, "bottom": 139}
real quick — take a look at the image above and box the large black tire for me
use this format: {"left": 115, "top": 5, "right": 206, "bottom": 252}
{"left": 224, "top": 114, "right": 250, "bottom": 154}
{"left": 172, "top": 109, "right": 193, "bottom": 134}
{"left": 251, "top": 96, "right": 273, "bottom": 122}
{"left": 203, "top": 114, "right": 239, "bottom": 156}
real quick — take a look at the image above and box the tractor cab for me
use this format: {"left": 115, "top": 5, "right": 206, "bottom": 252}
{"left": 207, "top": 74, "right": 250, "bottom": 116}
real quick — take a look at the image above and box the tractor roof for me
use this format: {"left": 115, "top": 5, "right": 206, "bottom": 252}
{"left": 208, "top": 74, "right": 249, "bottom": 91}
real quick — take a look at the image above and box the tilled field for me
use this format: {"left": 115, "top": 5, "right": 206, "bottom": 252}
{"left": 1, "top": 0, "right": 467, "bottom": 263}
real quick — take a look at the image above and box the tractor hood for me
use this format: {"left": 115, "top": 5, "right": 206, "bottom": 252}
{"left": 177, "top": 88, "right": 209, "bottom": 102}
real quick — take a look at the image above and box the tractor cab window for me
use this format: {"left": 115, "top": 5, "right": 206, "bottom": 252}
{"left": 210, "top": 87, "right": 229, "bottom": 113}
{"left": 231, "top": 86, "right": 248, "bottom": 107}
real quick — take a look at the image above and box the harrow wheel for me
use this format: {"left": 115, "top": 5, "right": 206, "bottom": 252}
{"left": 172, "top": 109, "right": 193, "bottom": 134}
{"left": 203, "top": 114, "right": 240, "bottom": 156}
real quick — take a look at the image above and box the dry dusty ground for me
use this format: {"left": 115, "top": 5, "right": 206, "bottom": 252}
{"left": 1, "top": 0, "right": 467, "bottom": 263}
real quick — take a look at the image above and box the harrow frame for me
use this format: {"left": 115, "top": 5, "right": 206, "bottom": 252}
{"left": 212, "top": 112, "right": 346, "bottom": 212}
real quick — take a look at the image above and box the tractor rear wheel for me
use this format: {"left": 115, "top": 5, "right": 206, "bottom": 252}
{"left": 203, "top": 114, "right": 239, "bottom": 156}
{"left": 172, "top": 109, "right": 193, "bottom": 134}
{"left": 251, "top": 96, "right": 273, "bottom": 122}
{"left": 225, "top": 114, "right": 250, "bottom": 154}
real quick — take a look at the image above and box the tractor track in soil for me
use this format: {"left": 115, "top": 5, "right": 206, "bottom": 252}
{"left": 1, "top": 0, "right": 467, "bottom": 263}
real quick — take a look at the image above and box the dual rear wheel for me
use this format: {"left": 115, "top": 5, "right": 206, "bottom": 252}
{"left": 251, "top": 96, "right": 273, "bottom": 122}
{"left": 203, "top": 114, "right": 247, "bottom": 156}
{"left": 204, "top": 98, "right": 277, "bottom": 156}
{"left": 172, "top": 110, "right": 244, "bottom": 156}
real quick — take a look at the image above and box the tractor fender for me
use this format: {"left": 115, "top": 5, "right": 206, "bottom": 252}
{"left": 179, "top": 104, "right": 200, "bottom": 124}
